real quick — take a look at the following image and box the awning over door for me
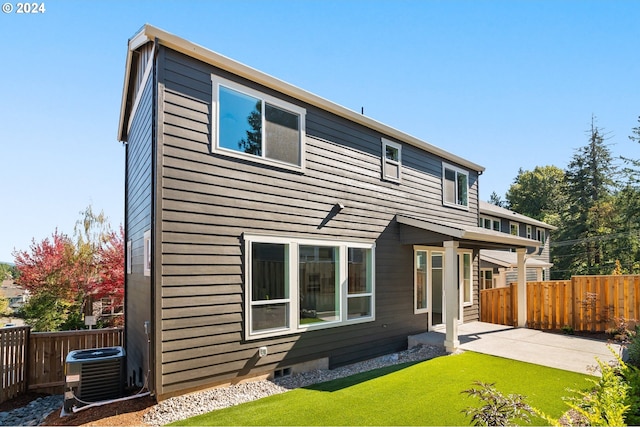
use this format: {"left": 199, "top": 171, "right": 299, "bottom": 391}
{"left": 396, "top": 214, "right": 535, "bottom": 351}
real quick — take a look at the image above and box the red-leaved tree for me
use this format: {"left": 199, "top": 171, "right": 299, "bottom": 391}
{"left": 13, "top": 207, "right": 125, "bottom": 331}
{"left": 91, "top": 226, "right": 125, "bottom": 326}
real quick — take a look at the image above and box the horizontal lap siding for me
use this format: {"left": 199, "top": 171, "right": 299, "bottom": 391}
{"left": 156, "top": 48, "right": 478, "bottom": 396}
{"left": 125, "top": 58, "right": 154, "bottom": 388}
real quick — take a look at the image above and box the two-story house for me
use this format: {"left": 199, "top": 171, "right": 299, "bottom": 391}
{"left": 478, "top": 201, "right": 556, "bottom": 289}
{"left": 117, "top": 25, "right": 540, "bottom": 400}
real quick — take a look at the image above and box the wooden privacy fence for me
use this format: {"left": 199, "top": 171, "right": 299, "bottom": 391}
{"left": 0, "top": 327, "right": 123, "bottom": 403}
{"left": 480, "top": 283, "right": 518, "bottom": 326}
{"left": 1, "top": 326, "right": 29, "bottom": 404}
{"left": 480, "top": 275, "right": 640, "bottom": 332}
{"left": 529, "top": 275, "right": 640, "bottom": 332}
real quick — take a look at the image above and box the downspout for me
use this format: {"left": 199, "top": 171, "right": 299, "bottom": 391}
{"left": 150, "top": 37, "right": 162, "bottom": 399}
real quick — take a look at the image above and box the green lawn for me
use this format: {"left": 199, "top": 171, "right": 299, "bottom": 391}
{"left": 170, "top": 352, "right": 592, "bottom": 426}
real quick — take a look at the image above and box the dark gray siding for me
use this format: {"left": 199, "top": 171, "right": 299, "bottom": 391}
{"left": 124, "top": 47, "right": 154, "bottom": 389}
{"left": 155, "top": 47, "right": 480, "bottom": 397}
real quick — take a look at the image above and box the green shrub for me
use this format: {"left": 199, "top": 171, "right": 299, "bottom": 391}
{"left": 626, "top": 325, "right": 640, "bottom": 367}
{"left": 621, "top": 360, "right": 640, "bottom": 425}
{"left": 561, "top": 324, "right": 574, "bottom": 335}
{"left": 461, "top": 381, "right": 534, "bottom": 426}
{"left": 562, "top": 354, "right": 630, "bottom": 426}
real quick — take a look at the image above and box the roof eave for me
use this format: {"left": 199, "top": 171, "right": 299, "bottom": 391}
{"left": 116, "top": 24, "right": 485, "bottom": 172}
{"left": 397, "top": 214, "right": 540, "bottom": 248}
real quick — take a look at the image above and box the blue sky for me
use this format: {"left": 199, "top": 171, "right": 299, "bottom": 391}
{"left": 1, "top": 0, "right": 639, "bottom": 262}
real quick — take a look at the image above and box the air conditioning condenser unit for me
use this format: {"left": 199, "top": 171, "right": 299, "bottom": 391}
{"left": 64, "top": 346, "right": 125, "bottom": 412}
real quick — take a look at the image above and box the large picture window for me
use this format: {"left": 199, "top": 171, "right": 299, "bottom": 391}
{"left": 245, "top": 235, "right": 375, "bottom": 338}
{"left": 443, "top": 163, "right": 469, "bottom": 208}
{"left": 213, "top": 76, "right": 306, "bottom": 168}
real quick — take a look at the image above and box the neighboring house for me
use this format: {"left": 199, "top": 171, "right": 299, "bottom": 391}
{"left": 0, "top": 280, "right": 29, "bottom": 311}
{"left": 117, "top": 25, "right": 540, "bottom": 400}
{"left": 478, "top": 201, "right": 557, "bottom": 289}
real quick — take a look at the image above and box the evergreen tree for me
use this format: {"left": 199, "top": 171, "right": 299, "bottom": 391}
{"left": 553, "top": 118, "right": 617, "bottom": 277}
{"left": 488, "top": 191, "right": 505, "bottom": 208}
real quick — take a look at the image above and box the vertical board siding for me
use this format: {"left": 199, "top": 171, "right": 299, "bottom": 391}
{"left": 125, "top": 48, "right": 154, "bottom": 389}
{"left": 154, "top": 47, "right": 481, "bottom": 397}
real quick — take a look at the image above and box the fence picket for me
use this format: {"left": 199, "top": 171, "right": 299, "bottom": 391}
{"left": 481, "top": 275, "right": 640, "bottom": 333}
{"left": 0, "top": 327, "right": 123, "bottom": 403}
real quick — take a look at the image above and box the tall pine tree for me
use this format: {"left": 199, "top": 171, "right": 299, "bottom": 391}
{"left": 553, "top": 118, "right": 617, "bottom": 278}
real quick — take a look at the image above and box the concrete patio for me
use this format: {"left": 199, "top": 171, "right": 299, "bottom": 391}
{"left": 408, "top": 321, "right": 623, "bottom": 375}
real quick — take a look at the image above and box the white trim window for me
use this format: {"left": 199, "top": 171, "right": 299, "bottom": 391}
{"left": 126, "top": 240, "right": 132, "bottom": 275}
{"left": 460, "top": 251, "right": 472, "bottom": 307}
{"left": 143, "top": 230, "right": 151, "bottom": 277}
{"left": 526, "top": 225, "right": 533, "bottom": 239}
{"left": 414, "top": 247, "right": 471, "bottom": 317}
{"left": 479, "top": 215, "right": 501, "bottom": 231}
{"left": 443, "top": 163, "right": 469, "bottom": 209}
{"left": 480, "top": 269, "right": 493, "bottom": 290}
{"left": 509, "top": 222, "right": 520, "bottom": 236}
{"left": 382, "top": 138, "right": 402, "bottom": 182}
{"left": 536, "top": 228, "right": 546, "bottom": 245}
{"left": 212, "top": 75, "right": 306, "bottom": 169}
{"left": 413, "top": 249, "right": 444, "bottom": 315}
{"left": 245, "top": 235, "right": 375, "bottom": 339}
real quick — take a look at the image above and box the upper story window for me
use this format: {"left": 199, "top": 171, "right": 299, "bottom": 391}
{"left": 382, "top": 138, "right": 402, "bottom": 181}
{"left": 443, "top": 163, "right": 469, "bottom": 209}
{"left": 479, "top": 216, "right": 501, "bottom": 231}
{"left": 526, "top": 225, "right": 533, "bottom": 239}
{"left": 536, "top": 228, "right": 546, "bottom": 244}
{"left": 509, "top": 222, "right": 519, "bottom": 236}
{"left": 212, "top": 76, "right": 306, "bottom": 169}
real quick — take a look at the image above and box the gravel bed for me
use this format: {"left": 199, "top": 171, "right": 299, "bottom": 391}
{"left": 143, "top": 344, "right": 447, "bottom": 426}
{"left": 0, "top": 395, "right": 63, "bottom": 426}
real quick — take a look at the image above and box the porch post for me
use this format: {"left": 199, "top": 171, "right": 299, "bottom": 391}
{"left": 516, "top": 248, "right": 527, "bottom": 327}
{"left": 444, "top": 240, "right": 459, "bottom": 352}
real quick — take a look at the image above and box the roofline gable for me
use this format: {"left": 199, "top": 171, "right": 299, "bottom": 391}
{"left": 117, "top": 24, "right": 485, "bottom": 173}
{"left": 479, "top": 201, "right": 557, "bottom": 230}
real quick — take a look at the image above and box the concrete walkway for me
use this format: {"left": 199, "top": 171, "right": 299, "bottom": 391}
{"left": 408, "top": 322, "right": 622, "bottom": 375}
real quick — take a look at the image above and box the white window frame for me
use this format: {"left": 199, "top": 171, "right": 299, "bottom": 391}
{"left": 526, "top": 225, "right": 533, "bottom": 239}
{"left": 510, "top": 222, "right": 520, "bottom": 237}
{"left": 381, "top": 138, "right": 402, "bottom": 182}
{"left": 460, "top": 251, "right": 473, "bottom": 307}
{"left": 143, "top": 230, "right": 151, "bottom": 277}
{"left": 126, "top": 240, "right": 132, "bottom": 275}
{"left": 244, "top": 234, "right": 375, "bottom": 340}
{"left": 211, "top": 75, "right": 306, "bottom": 171}
{"left": 480, "top": 268, "right": 494, "bottom": 290}
{"left": 536, "top": 228, "right": 546, "bottom": 244}
{"left": 442, "top": 162, "right": 469, "bottom": 210}
{"left": 479, "top": 215, "right": 501, "bottom": 231}
{"left": 414, "top": 249, "right": 430, "bottom": 314}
